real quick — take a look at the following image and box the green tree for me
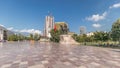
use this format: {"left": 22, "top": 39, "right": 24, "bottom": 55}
{"left": 111, "top": 19, "right": 120, "bottom": 44}
{"left": 72, "top": 34, "right": 79, "bottom": 41}
{"left": 29, "top": 34, "right": 34, "bottom": 40}
{"left": 50, "top": 29, "right": 61, "bottom": 42}
{"left": 17, "top": 34, "right": 25, "bottom": 41}
{"left": 7, "top": 34, "right": 26, "bottom": 41}
{"left": 93, "top": 31, "right": 109, "bottom": 42}
{"left": 55, "top": 22, "right": 69, "bottom": 34}
{"left": 34, "top": 33, "right": 41, "bottom": 41}
{"left": 72, "top": 34, "right": 93, "bottom": 42}
{"left": 7, "top": 34, "right": 18, "bottom": 41}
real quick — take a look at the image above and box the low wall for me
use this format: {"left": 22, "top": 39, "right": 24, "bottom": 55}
{"left": 60, "top": 35, "right": 79, "bottom": 45}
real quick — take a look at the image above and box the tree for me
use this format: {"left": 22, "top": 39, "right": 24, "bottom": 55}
{"left": 17, "top": 34, "right": 25, "bottom": 41}
{"left": 72, "top": 34, "right": 93, "bottom": 42}
{"left": 72, "top": 34, "right": 80, "bottom": 42}
{"left": 29, "top": 34, "right": 34, "bottom": 40}
{"left": 111, "top": 19, "right": 120, "bottom": 44}
{"left": 34, "top": 33, "right": 41, "bottom": 41}
{"left": 93, "top": 31, "right": 109, "bottom": 42}
{"left": 7, "top": 33, "right": 26, "bottom": 41}
{"left": 55, "top": 22, "right": 69, "bottom": 34}
{"left": 50, "top": 29, "right": 61, "bottom": 42}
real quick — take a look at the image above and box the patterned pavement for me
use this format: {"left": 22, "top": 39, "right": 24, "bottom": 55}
{"left": 0, "top": 42, "right": 120, "bottom": 68}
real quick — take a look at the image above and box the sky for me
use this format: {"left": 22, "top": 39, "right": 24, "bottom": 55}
{"left": 0, "top": 0, "right": 120, "bottom": 34}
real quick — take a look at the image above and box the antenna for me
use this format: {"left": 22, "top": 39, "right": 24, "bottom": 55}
{"left": 48, "top": 11, "right": 52, "bottom": 16}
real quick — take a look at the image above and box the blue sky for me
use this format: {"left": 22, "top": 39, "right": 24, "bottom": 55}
{"left": 0, "top": 0, "right": 120, "bottom": 34}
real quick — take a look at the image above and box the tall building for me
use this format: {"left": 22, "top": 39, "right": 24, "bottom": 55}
{"left": 80, "top": 26, "right": 86, "bottom": 34}
{"left": 44, "top": 14, "right": 54, "bottom": 38}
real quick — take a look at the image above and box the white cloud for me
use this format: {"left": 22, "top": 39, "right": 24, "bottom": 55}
{"left": 14, "top": 29, "right": 20, "bottom": 32}
{"left": 7, "top": 27, "right": 41, "bottom": 34}
{"left": 109, "top": 3, "right": 120, "bottom": 9}
{"left": 7, "top": 27, "right": 14, "bottom": 30}
{"left": 0, "top": 24, "right": 5, "bottom": 27}
{"left": 0, "top": 24, "right": 41, "bottom": 34}
{"left": 92, "top": 23, "right": 101, "bottom": 28}
{"left": 86, "top": 12, "right": 107, "bottom": 22}
{"left": 19, "top": 29, "right": 41, "bottom": 34}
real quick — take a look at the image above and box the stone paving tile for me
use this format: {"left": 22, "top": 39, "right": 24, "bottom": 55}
{"left": 77, "top": 66, "right": 87, "bottom": 68}
{"left": 28, "top": 64, "right": 45, "bottom": 68}
{"left": 1, "top": 64, "right": 12, "bottom": 68}
{"left": 0, "top": 42, "right": 120, "bottom": 68}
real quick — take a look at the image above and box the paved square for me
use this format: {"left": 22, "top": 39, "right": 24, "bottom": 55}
{"left": 0, "top": 42, "right": 120, "bottom": 68}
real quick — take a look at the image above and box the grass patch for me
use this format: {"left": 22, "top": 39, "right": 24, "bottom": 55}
{"left": 79, "top": 42, "right": 120, "bottom": 49}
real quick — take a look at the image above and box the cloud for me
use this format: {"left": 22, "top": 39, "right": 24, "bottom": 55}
{"left": 7, "top": 27, "right": 41, "bottom": 34}
{"left": 86, "top": 12, "right": 107, "bottom": 22}
{"left": 0, "top": 24, "right": 5, "bottom": 27}
{"left": 19, "top": 29, "right": 41, "bottom": 34}
{"left": 1, "top": 24, "right": 41, "bottom": 34}
{"left": 7, "top": 27, "right": 14, "bottom": 30}
{"left": 92, "top": 23, "right": 101, "bottom": 28}
{"left": 109, "top": 3, "right": 120, "bottom": 9}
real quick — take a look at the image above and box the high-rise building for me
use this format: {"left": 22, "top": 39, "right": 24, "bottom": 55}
{"left": 44, "top": 14, "right": 54, "bottom": 38}
{"left": 80, "top": 26, "right": 86, "bottom": 34}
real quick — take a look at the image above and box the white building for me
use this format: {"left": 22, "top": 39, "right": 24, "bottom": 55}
{"left": 86, "top": 32, "right": 94, "bottom": 37}
{"left": 44, "top": 14, "right": 54, "bottom": 38}
{"left": 0, "top": 25, "right": 14, "bottom": 41}
{"left": 0, "top": 26, "right": 7, "bottom": 41}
